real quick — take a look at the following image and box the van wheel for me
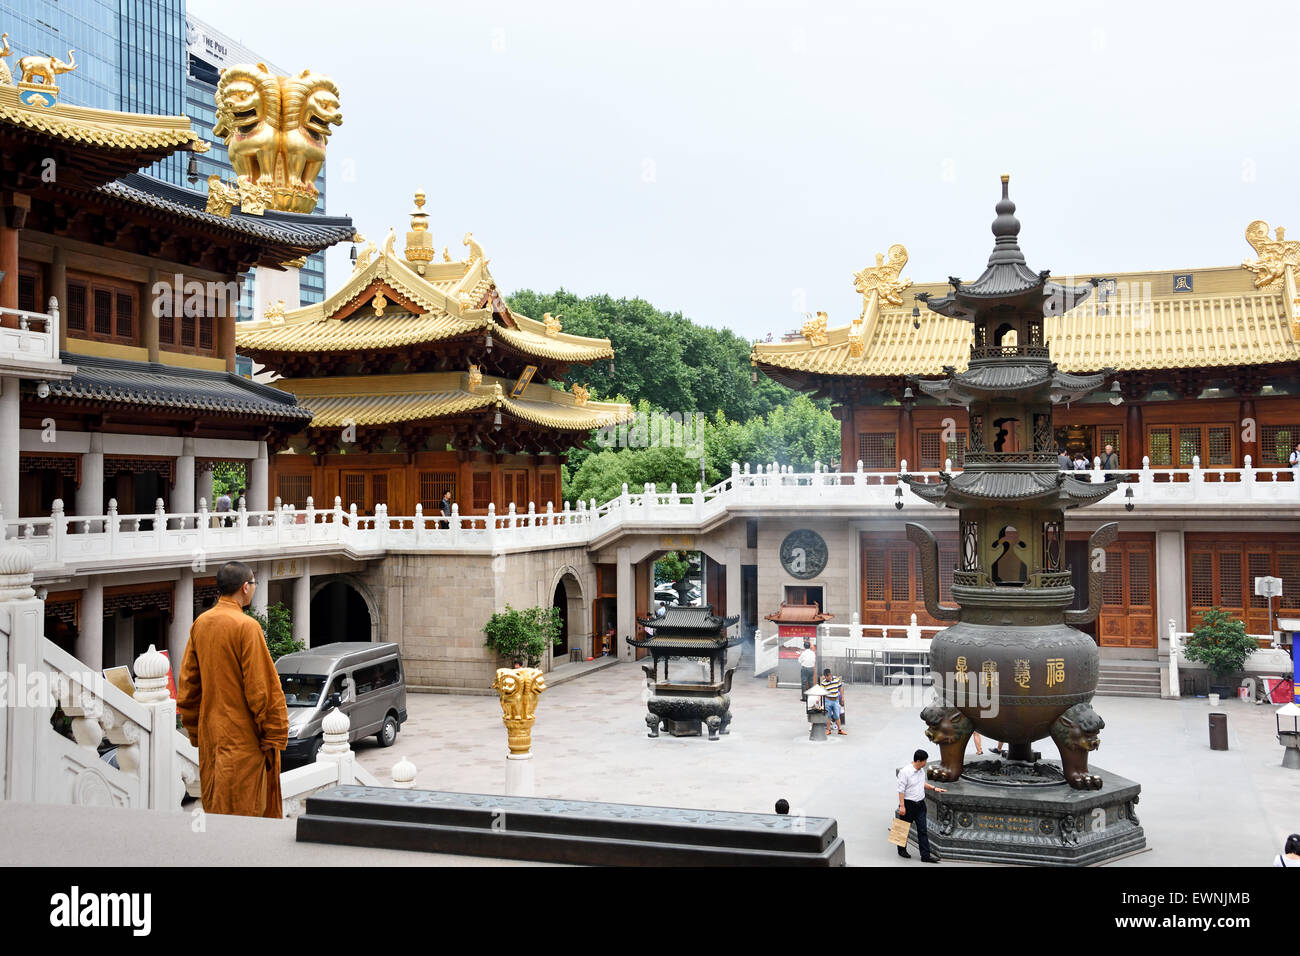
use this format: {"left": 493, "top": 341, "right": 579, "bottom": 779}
{"left": 376, "top": 714, "right": 398, "bottom": 748}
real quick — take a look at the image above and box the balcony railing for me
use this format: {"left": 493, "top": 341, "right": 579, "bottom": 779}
{"left": 2, "top": 456, "right": 1296, "bottom": 573}
{"left": 0, "top": 298, "right": 60, "bottom": 364}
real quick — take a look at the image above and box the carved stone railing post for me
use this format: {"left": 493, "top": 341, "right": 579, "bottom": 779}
{"left": 1165, "top": 619, "right": 1180, "bottom": 700}
{"left": 133, "top": 644, "right": 177, "bottom": 809}
{"left": 316, "top": 706, "right": 355, "bottom": 785}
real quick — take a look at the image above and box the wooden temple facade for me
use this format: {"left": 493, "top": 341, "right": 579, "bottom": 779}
{"left": 237, "top": 193, "right": 633, "bottom": 517}
{"left": 752, "top": 220, "right": 1300, "bottom": 651}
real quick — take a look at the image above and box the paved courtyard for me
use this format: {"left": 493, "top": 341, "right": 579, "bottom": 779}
{"left": 351, "top": 662, "right": 1298, "bottom": 867}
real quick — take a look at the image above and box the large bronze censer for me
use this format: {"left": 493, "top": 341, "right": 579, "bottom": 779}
{"left": 899, "top": 177, "right": 1145, "bottom": 864}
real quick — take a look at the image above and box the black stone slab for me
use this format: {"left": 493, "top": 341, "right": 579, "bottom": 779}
{"left": 911, "top": 760, "right": 1145, "bottom": 866}
{"left": 297, "top": 786, "right": 846, "bottom": 866}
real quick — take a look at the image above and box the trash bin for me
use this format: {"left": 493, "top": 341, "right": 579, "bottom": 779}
{"left": 1208, "top": 712, "right": 1229, "bottom": 751}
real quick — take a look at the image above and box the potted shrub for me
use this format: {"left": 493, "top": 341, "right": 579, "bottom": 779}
{"left": 484, "top": 604, "right": 562, "bottom": 668}
{"left": 1183, "top": 607, "right": 1258, "bottom": 702}
{"left": 245, "top": 602, "right": 303, "bottom": 661}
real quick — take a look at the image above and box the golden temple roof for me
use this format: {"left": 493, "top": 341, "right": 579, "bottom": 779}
{"left": 275, "top": 371, "right": 633, "bottom": 431}
{"left": 0, "top": 85, "right": 204, "bottom": 152}
{"left": 753, "top": 264, "right": 1300, "bottom": 378}
{"left": 236, "top": 244, "right": 614, "bottom": 364}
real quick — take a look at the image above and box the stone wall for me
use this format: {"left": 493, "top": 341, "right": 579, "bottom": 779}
{"left": 356, "top": 547, "right": 596, "bottom": 692}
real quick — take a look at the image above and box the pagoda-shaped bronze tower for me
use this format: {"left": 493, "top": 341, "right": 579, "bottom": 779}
{"left": 901, "top": 177, "right": 1145, "bottom": 865}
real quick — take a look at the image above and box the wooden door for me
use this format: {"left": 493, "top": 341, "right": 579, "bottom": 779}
{"left": 1097, "top": 539, "right": 1156, "bottom": 648}
{"left": 340, "top": 471, "right": 367, "bottom": 512}
{"left": 503, "top": 470, "right": 529, "bottom": 512}
{"left": 860, "top": 535, "right": 957, "bottom": 629}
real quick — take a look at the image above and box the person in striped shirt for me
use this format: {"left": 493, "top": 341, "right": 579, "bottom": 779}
{"left": 821, "top": 668, "right": 845, "bottom": 736}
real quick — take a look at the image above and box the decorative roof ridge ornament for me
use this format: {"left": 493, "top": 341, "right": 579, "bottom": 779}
{"left": 571, "top": 383, "right": 590, "bottom": 406}
{"left": 800, "top": 311, "right": 829, "bottom": 346}
{"left": 0, "top": 33, "right": 13, "bottom": 86}
{"left": 351, "top": 232, "right": 378, "bottom": 273}
{"left": 213, "top": 63, "right": 341, "bottom": 214}
{"left": 205, "top": 174, "right": 239, "bottom": 218}
{"left": 543, "top": 312, "right": 563, "bottom": 338}
{"left": 467, "top": 364, "right": 482, "bottom": 389}
{"left": 404, "top": 188, "right": 434, "bottom": 271}
{"left": 264, "top": 299, "right": 286, "bottom": 324}
{"left": 463, "top": 231, "right": 486, "bottom": 266}
{"left": 1242, "top": 219, "right": 1300, "bottom": 289}
{"left": 11, "top": 45, "right": 76, "bottom": 108}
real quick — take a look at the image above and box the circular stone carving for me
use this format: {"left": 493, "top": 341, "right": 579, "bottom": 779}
{"left": 779, "top": 530, "right": 828, "bottom": 580}
{"left": 1040, "top": 819, "right": 1055, "bottom": 834}
{"left": 958, "top": 812, "right": 973, "bottom": 828}
{"left": 73, "top": 768, "right": 115, "bottom": 807}
{"left": 960, "top": 758, "right": 1066, "bottom": 788}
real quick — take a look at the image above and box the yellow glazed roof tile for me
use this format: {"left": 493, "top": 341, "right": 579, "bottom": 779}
{"left": 275, "top": 372, "right": 632, "bottom": 431}
{"left": 0, "top": 85, "right": 202, "bottom": 150}
{"left": 236, "top": 251, "right": 613, "bottom": 363}
{"left": 753, "top": 268, "right": 1300, "bottom": 377}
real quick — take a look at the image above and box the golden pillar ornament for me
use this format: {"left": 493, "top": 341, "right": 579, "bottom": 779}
{"left": 492, "top": 667, "right": 547, "bottom": 755}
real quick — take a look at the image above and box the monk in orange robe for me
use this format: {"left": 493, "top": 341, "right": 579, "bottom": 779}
{"left": 178, "top": 561, "right": 289, "bottom": 817}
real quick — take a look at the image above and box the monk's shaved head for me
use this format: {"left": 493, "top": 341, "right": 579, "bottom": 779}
{"left": 217, "top": 561, "right": 255, "bottom": 595}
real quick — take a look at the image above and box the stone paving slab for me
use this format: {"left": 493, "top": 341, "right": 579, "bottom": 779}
{"left": 356, "top": 662, "right": 1297, "bottom": 866}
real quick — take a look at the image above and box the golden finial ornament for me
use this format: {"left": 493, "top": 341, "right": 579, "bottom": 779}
{"left": 492, "top": 667, "right": 547, "bottom": 755}
{"left": 0, "top": 34, "right": 13, "bottom": 86}
{"left": 372, "top": 291, "right": 388, "bottom": 317}
{"left": 264, "top": 299, "right": 286, "bottom": 323}
{"left": 1242, "top": 220, "right": 1300, "bottom": 289}
{"left": 443, "top": 246, "right": 451, "bottom": 262}
{"left": 205, "top": 174, "right": 239, "bottom": 218}
{"left": 405, "top": 189, "right": 434, "bottom": 263}
{"left": 212, "top": 63, "right": 341, "bottom": 214}
{"left": 463, "top": 231, "right": 486, "bottom": 265}
{"left": 801, "top": 311, "right": 829, "bottom": 347}
{"left": 853, "top": 243, "right": 912, "bottom": 313}
{"left": 352, "top": 233, "right": 378, "bottom": 273}
{"left": 468, "top": 364, "right": 483, "bottom": 388}
{"left": 543, "top": 312, "right": 563, "bottom": 338}
{"left": 572, "top": 384, "right": 590, "bottom": 406}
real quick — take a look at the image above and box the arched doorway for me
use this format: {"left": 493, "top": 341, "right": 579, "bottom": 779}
{"left": 551, "top": 569, "right": 586, "bottom": 661}
{"left": 310, "top": 578, "right": 375, "bottom": 646}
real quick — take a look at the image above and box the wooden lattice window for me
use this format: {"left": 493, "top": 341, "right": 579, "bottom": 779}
{"left": 1206, "top": 426, "right": 1232, "bottom": 466}
{"left": 93, "top": 288, "right": 113, "bottom": 335}
{"left": 1281, "top": 553, "right": 1300, "bottom": 606}
{"left": 342, "top": 474, "right": 365, "bottom": 511}
{"left": 1127, "top": 550, "right": 1151, "bottom": 607}
{"left": 418, "top": 471, "right": 456, "bottom": 511}
{"left": 472, "top": 472, "right": 492, "bottom": 511}
{"left": 918, "top": 429, "right": 966, "bottom": 469}
{"left": 277, "top": 474, "right": 312, "bottom": 509}
{"left": 1097, "top": 426, "right": 1121, "bottom": 456}
{"left": 1102, "top": 550, "right": 1123, "bottom": 606}
{"left": 1260, "top": 425, "right": 1300, "bottom": 466}
{"left": 1147, "top": 427, "right": 1172, "bottom": 466}
{"left": 863, "top": 551, "right": 886, "bottom": 602}
{"left": 1218, "top": 551, "right": 1242, "bottom": 608}
{"left": 539, "top": 472, "right": 558, "bottom": 509}
{"left": 1189, "top": 553, "right": 1213, "bottom": 608}
{"left": 858, "top": 432, "right": 896, "bottom": 470}
{"left": 18, "top": 271, "right": 38, "bottom": 313}
{"left": 159, "top": 304, "right": 174, "bottom": 346}
{"left": 1178, "top": 427, "right": 1201, "bottom": 465}
{"left": 890, "top": 552, "right": 910, "bottom": 602}
{"left": 116, "top": 292, "right": 134, "bottom": 339}
{"left": 66, "top": 282, "right": 87, "bottom": 331}
{"left": 1249, "top": 552, "right": 1273, "bottom": 608}
{"left": 371, "top": 474, "right": 388, "bottom": 509}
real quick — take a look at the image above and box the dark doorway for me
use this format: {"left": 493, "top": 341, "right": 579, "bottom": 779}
{"left": 310, "top": 580, "right": 372, "bottom": 645}
{"left": 785, "top": 585, "right": 824, "bottom": 611}
{"left": 552, "top": 582, "right": 569, "bottom": 656}
{"left": 1065, "top": 539, "right": 1095, "bottom": 640}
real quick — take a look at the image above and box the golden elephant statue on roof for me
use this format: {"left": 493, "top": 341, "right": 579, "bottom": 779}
{"left": 213, "top": 63, "right": 342, "bottom": 215}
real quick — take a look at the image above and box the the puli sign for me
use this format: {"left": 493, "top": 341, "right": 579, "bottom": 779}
{"left": 779, "top": 530, "right": 827, "bottom": 579}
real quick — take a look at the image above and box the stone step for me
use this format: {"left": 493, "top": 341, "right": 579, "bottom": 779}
{"left": 1099, "top": 665, "right": 1161, "bottom": 675}
{"left": 297, "top": 786, "right": 846, "bottom": 866}
{"left": 1095, "top": 688, "right": 1163, "bottom": 699}
{"left": 1097, "top": 674, "right": 1162, "bottom": 686}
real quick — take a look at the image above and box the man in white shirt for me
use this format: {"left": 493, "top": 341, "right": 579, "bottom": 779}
{"left": 798, "top": 640, "right": 816, "bottom": 702}
{"left": 896, "top": 748, "right": 946, "bottom": 863}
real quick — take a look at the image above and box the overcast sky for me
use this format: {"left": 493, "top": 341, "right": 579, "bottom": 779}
{"left": 189, "top": 0, "right": 1300, "bottom": 341}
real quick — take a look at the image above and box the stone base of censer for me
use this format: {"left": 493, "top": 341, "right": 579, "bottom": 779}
{"left": 912, "top": 758, "right": 1146, "bottom": 866}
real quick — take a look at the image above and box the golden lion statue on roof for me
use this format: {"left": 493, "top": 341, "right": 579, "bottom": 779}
{"left": 213, "top": 63, "right": 342, "bottom": 215}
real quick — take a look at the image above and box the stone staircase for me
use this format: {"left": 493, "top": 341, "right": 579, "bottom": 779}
{"left": 1096, "top": 662, "right": 1163, "bottom": 698}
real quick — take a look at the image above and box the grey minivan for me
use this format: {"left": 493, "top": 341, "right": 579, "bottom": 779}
{"left": 275, "top": 642, "right": 407, "bottom": 765}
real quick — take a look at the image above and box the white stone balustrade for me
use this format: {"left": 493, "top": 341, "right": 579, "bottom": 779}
{"left": 0, "top": 298, "right": 61, "bottom": 365}
{"left": 279, "top": 706, "right": 380, "bottom": 819}
{"left": 0, "top": 458, "right": 1295, "bottom": 575}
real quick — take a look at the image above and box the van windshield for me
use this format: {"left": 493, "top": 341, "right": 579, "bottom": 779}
{"left": 280, "top": 674, "right": 327, "bottom": 707}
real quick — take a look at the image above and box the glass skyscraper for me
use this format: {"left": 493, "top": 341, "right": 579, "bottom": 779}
{"left": 3, "top": 1, "right": 188, "bottom": 182}
{"left": 0, "top": 3, "right": 328, "bottom": 312}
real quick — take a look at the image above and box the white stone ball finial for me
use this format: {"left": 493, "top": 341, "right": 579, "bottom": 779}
{"left": 391, "top": 755, "right": 417, "bottom": 789}
{"left": 133, "top": 645, "right": 171, "bottom": 704}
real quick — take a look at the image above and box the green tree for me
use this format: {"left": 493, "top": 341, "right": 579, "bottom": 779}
{"left": 244, "top": 602, "right": 303, "bottom": 661}
{"left": 1183, "top": 607, "right": 1259, "bottom": 680}
{"left": 483, "top": 604, "right": 562, "bottom": 667}
{"left": 655, "top": 551, "right": 691, "bottom": 585}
